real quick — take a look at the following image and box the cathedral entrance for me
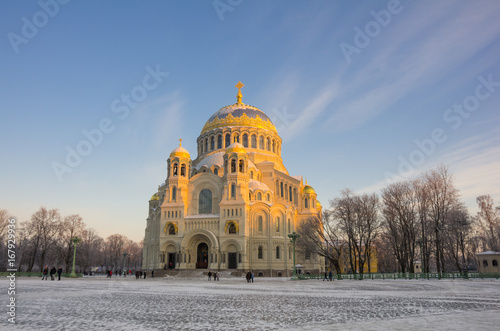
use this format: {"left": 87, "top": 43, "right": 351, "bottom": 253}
{"left": 168, "top": 253, "right": 176, "bottom": 269}
{"left": 228, "top": 252, "right": 237, "bottom": 269}
{"left": 196, "top": 243, "right": 209, "bottom": 269}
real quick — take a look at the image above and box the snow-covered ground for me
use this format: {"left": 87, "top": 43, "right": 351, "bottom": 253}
{"left": 3, "top": 274, "right": 500, "bottom": 330}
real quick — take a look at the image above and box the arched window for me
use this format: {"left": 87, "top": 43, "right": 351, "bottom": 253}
{"left": 276, "top": 217, "right": 280, "bottom": 232}
{"left": 173, "top": 163, "right": 178, "bottom": 176}
{"left": 289, "top": 247, "right": 292, "bottom": 260}
{"left": 242, "top": 134, "right": 248, "bottom": 147}
{"left": 305, "top": 250, "right": 311, "bottom": 260}
{"left": 280, "top": 182, "right": 284, "bottom": 197}
{"left": 228, "top": 222, "right": 236, "bottom": 234}
{"left": 493, "top": 260, "right": 498, "bottom": 266}
{"left": 225, "top": 133, "right": 230, "bottom": 147}
{"left": 205, "top": 138, "right": 208, "bottom": 153}
{"left": 258, "top": 216, "right": 263, "bottom": 232}
{"left": 214, "top": 168, "right": 218, "bottom": 176}
{"left": 210, "top": 136, "right": 215, "bottom": 150}
{"left": 199, "top": 189, "right": 212, "bottom": 214}
{"left": 231, "top": 184, "right": 236, "bottom": 199}
{"left": 258, "top": 246, "right": 263, "bottom": 259}
{"left": 305, "top": 198, "right": 309, "bottom": 208}
{"left": 276, "top": 246, "right": 280, "bottom": 259}
{"left": 266, "top": 137, "right": 270, "bottom": 151}
{"left": 272, "top": 140, "right": 275, "bottom": 153}
{"left": 239, "top": 159, "right": 244, "bottom": 172}
{"left": 250, "top": 171, "right": 253, "bottom": 179}
{"left": 168, "top": 224, "right": 176, "bottom": 235}
{"left": 172, "top": 186, "right": 177, "bottom": 201}
{"left": 267, "top": 194, "right": 270, "bottom": 202}
{"left": 231, "top": 159, "right": 236, "bottom": 173}
{"left": 288, "top": 219, "right": 290, "bottom": 233}
{"left": 259, "top": 136, "right": 264, "bottom": 149}
{"left": 251, "top": 134, "right": 257, "bottom": 148}
{"left": 181, "top": 164, "right": 186, "bottom": 177}
{"left": 168, "top": 211, "right": 170, "bottom": 218}
{"left": 257, "top": 192, "right": 262, "bottom": 200}
{"left": 289, "top": 186, "right": 292, "bottom": 201}
{"left": 217, "top": 135, "right": 222, "bottom": 149}
{"left": 249, "top": 192, "right": 251, "bottom": 200}
{"left": 483, "top": 260, "right": 489, "bottom": 267}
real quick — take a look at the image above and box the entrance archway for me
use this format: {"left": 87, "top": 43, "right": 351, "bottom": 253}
{"left": 197, "top": 243, "right": 208, "bottom": 269}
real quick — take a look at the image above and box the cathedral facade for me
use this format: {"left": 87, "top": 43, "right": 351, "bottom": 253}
{"left": 142, "top": 82, "right": 323, "bottom": 276}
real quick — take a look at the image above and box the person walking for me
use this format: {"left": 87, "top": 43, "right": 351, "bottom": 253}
{"left": 323, "top": 271, "right": 328, "bottom": 281}
{"left": 50, "top": 266, "right": 57, "bottom": 280}
{"left": 57, "top": 267, "right": 63, "bottom": 281}
{"left": 42, "top": 266, "right": 49, "bottom": 280}
{"left": 208, "top": 271, "right": 212, "bottom": 281}
{"left": 329, "top": 270, "right": 333, "bottom": 282}
{"left": 151, "top": 270, "right": 154, "bottom": 278}
{"left": 251, "top": 271, "right": 254, "bottom": 283}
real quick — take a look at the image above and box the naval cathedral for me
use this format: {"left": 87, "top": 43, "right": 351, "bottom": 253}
{"left": 142, "top": 82, "right": 323, "bottom": 276}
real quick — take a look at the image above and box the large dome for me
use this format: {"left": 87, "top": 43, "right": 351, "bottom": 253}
{"left": 201, "top": 82, "right": 277, "bottom": 134}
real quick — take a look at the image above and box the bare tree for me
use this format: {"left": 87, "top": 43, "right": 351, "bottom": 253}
{"left": 297, "top": 211, "right": 345, "bottom": 274}
{"left": 55, "top": 214, "right": 85, "bottom": 272}
{"left": 105, "top": 234, "right": 127, "bottom": 274}
{"left": 381, "top": 181, "right": 418, "bottom": 273}
{"left": 476, "top": 194, "right": 500, "bottom": 252}
{"left": 442, "top": 206, "right": 473, "bottom": 272}
{"left": 332, "top": 189, "right": 380, "bottom": 275}
{"left": 424, "top": 165, "right": 460, "bottom": 274}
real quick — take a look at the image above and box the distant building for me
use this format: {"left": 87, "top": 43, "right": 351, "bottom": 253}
{"left": 476, "top": 251, "right": 500, "bottom": 273}
{"left": 142, "top": 82, "right": 324, "bottom": 276}
{"left": 414, "top": 261, "right": 422, "bottom": 273}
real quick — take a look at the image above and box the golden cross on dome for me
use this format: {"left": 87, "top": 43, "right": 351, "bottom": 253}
{"left": 235, "top": 81, "right": 244, "bottom": 104}
{"left": 179, "top": 138, "right": 182, "bottom": 147}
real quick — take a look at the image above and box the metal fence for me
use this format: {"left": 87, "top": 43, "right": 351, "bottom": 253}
{"left": 298, "top": 272, "right": 500, "bottom": 280}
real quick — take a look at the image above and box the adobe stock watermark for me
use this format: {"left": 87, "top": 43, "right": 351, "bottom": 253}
{"left": 51, "top": 65, "right": 169, "bottom": 182}
{"left": 7, "top": 0, "right": 70, "bottom": 54}
{"left": 384, "top": 73, "right": 499, "bottom": 182}
{"left": 268, "top": 106, "right": 296, "bottom": 135}
{"left": 213, "top": 0, "right": 243, "bottom": 21}
{"left": 339, "top": 0, "right": 410, "bottom": 64}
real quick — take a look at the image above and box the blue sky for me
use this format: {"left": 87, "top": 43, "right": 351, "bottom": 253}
{"left": 1, "top": 0, "right": 499, "bottom": 242}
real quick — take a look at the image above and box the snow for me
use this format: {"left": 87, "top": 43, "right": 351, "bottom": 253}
{"left": 3, "top": 276, "right": 500, "bottom": 330}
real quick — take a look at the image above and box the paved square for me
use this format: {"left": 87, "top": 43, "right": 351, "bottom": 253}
{"left": 3, "top": 275, "right": 500, "bottom": 330}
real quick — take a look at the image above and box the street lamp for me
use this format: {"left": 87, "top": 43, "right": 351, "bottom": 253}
{"left": 288, "top": 231, "right": 300, "bottom": 280}
{"left": 122, "top": 252, "right": 128, "bottom": 276}
{"left": 70, "top": 237, "right": 81, "bottom": 278}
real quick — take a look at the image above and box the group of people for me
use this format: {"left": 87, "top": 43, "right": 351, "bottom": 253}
{"left": 323, "top": 270, "right": 334, "bottom": 281}
{"left": 41, "top": 266, "right": 63, "bottom": 281}
{"left": 245, "top": 271, "right": 254, "bottom": 283}
{"left": 207, "top": 271, "right": 219, "bottom": 281}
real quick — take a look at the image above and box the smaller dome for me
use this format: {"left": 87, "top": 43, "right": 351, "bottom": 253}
{"left": 150, "top": 193, "right": 159, "bottom": 201}
{"left": 170, "top": 139, "right": 190, "bottom": 159}
{"left": 316, "top": 200, "right": 322, "bottom": 208}
{"left": 302, "top": 185, "right": 315, "bottom": 194}
{"left": 225, "top": 142, "right": 246, "bottom": 154}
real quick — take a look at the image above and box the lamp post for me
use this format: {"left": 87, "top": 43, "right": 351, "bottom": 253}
{"left": 288, "top": 232, "right": 300, "bottom": 280}
{"left": 122, "top": 252, "right": 128, "bottom": 276}
{"left": 70, "top": 237, "right": 81, "bottom": 278}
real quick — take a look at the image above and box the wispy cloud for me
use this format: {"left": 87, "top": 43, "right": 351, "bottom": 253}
{"left": 356, "top": 130, "right": 500, "bottom": 208}
{"left": 324, "top": 1, "right": 500, "bottom": 133}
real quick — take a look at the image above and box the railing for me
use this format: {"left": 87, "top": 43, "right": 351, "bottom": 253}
{"left": 297, "top": 272, "right": 500, "bottom": 280}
